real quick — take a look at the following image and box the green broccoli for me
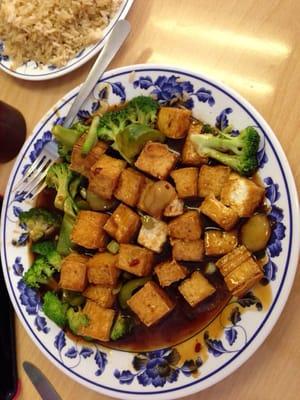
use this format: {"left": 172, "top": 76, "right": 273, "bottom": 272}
{"left": 52, "top": 124, "right": 87, "bottom": 160}
{"left": 110, "top": 313, "right": 134, "bottom": 341}
{"left": 127, "top": 95, "right": 159, "bottom": 126}
{"left": 42, "top": 292, "right": 69, "bottom": 328}
{"left": 19, "top": 208, "right": 61, "bottom": 242}
{"left": 45, "top": 163, "right": 73, "bottom": 211}
{"left": 56, "top": 213, "right": 76, "bottom": 256}
{"left": 31, "top": 241, "right": 61, "bottom": 269}
{"left": 191, "top": 126, "right": 260, "bottom": 176}
{"left": 66, "top": 308, "right": 89, "bottom": 335}
{"left": 23, "top": 257, "right": 57, "bottom": 288}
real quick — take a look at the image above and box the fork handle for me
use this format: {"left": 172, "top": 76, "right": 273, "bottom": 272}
{"left": 63, "top": 19, "right": 131, "bottom": 128}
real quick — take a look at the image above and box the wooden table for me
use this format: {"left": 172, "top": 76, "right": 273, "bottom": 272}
{"left": 1, "top": 1, "right": 299, "bottom": 399}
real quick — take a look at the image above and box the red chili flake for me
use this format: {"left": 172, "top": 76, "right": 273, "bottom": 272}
{"left": 194, "top": 342, "right": 201, "bottom": 353}
{"left": 129, "top": 259, "right": 140, "bottom": 267}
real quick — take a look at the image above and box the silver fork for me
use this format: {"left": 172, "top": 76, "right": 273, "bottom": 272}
{"left": 13, "top": 19, "right": 131, "bottom": 199}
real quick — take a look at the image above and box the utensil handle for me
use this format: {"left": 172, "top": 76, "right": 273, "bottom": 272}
{"left": 63, "top": 19, "right": 131, "bottom": 128}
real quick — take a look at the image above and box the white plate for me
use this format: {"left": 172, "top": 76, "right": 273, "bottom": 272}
{"left": 0, "top": 0, "right": 133, "bottom": 81}
{"left": 1, "top": 64, "right": 299, "bottom": 399}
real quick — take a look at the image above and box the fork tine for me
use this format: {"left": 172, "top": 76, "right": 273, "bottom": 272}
{"left": 24, "top": 159, "right": 56, "bottom": 199}
{"left": 18, "top": 157, "right": 50, "bottom": 194}
{"left": 30, "top": 182, "right": 47, "bottom": 201}
{"left": 13, "top": 155, "right": 46, "bottom": 192}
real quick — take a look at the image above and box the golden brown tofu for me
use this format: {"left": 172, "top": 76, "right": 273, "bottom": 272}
{"left": 127, "top": 281, "right": 175, "bottom": 326}
{"left": 154, "top": 260, "right": 188, "bottom": 287}
{"left": 163, "top": 197, "right": 184, "bottom": 217}
{"left": 171, "top": 239, "right": 204, "bottom": 262}
{"left": 83, "top": 285, "right": 115, "bottom": 308}
{"left": 204, "top": 230, "right": 238, "bottom": 256}
{"left": 71, "top": 210, "right": 109, "bottom": 250}
{"left": 114, "top": 168, "right": 146, "bottom": 207}
{"left": 215, "top": 245, "right": 251, "bottom": 277}
{"left": 59, "top": 252, "right": 88, "bottom": 292}
{"left": 88, "top": 154, "right": 126, "bottom": 200}
{"left": 224, "top": 258, "right": 263, "bottom": 297}
{"left": 179, "top": 271, "right": 216, "bottom": 307}
{"left": 157, "top": 107, "right": 191, "bottom": 139}
{"left": 198, "top": 165, "right": 231, "bottom": 198}
{"left": 118, "top": 244, "right": 154, "bottom": 277}
{"left": 70, "top": 135, "right": 108, "bottom": 177}
{"left": 137, "top": 177, "right": 155, "bottom": 214}
{"left": 104, "top": 204, "right": 141, "bottom": 243}
{"left": 171, "top": 167, "right": 198, "bottom": 198}
{"left": 168, "top": 211, "right": 202, "bottom": 240}
{"left": 220, "top": 174, "right": 265, "bottom": 217}
{"left": 135, "top": 142, "right": 178, "bottom": 180}
{"left": 78, "top": 300, "right": 115, "bottom": 341}
{"left": 138, "top": 217, "right": 168, "bottom": 253}
{"left": 87, "top": 253, "right": 120, "bottom": 287}
{"left": 182, "top": 122, "right": 208, "bottom": 166}
{"left": 200, "top": 195, "right": 239, "bottom": 231}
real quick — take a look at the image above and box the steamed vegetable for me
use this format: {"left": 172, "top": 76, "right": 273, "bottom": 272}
{"left": 66, "top": 308, "right": 89, "bottom": 334}
{"left": 42, "top": 292, "right": 69, "bottom": 327}
{"left": 23, "top": 256, "right": 59, "bottom": 289}
{"left": 191, "top": 126, "right": 260, "bottom": 176}
{"left": 31, "top": 240, "right": 61, "bottom": 269}
{"left": 110, "top": 313, "right": 134, "bottom": 341}
{"left": 45, "top": 163, "right": 75, "bottom": 211}
{"left": 19, "top": 208, "right": 61, "bottom": 242}
{"left": 62, "top": 290, "right": 85, "bottom": 306}
{"left": 52, "top": 124, "right": 86, "bottom": 160}
{"left": 240, "top": 214, "right": 271, "bottom": 252}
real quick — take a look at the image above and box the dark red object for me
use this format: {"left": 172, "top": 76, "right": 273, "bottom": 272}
{"left": 194, "top": 342, "right": 201, "bottom": 353}
{"left": 0, "top": 100, "right": 26, "bottom": 163}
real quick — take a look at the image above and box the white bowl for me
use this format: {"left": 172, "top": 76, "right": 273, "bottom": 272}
{"left": 1, "top": 64, "right": 299, "bottom": 399}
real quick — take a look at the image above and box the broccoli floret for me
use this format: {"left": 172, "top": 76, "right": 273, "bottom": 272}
{"left": 42, "top": 292, "right": 69, "bottom": 328}
{"left": 31, "top": 241, "right": 61, "bottom": 269}
{"left": 19, "top": 208, "right": 61, "bottom": 242}
{"left": 23, "top": 257, "right": 57, "bottom": 288}
{"left": 66, "top": 308, "right": 89, "bottom": 334}
{"left": 127, "top": 96, "right": 159, "bottom": 126}
{"left": 110, "top": 313, "right": 134, "bottom": 341}
{"left": 191, "top": 126, "right": 260, "bottom": 176}
{"left": 56, "top": 213, "right": 76, "bottom": 256}
{"left": 45, "top": 163, "right": 73, "bottom": 211}
{"left": 52, "top": 125, "right": 86, "bottom": 160}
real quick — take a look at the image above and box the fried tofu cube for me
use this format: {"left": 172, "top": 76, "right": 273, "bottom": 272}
{"left": 215, "top": 245, "right": 251, "bottom": 276}
{"left": 163, "top": 197, "right": 184, "bottom": 217}
{"left": 168, "top": 211, "right": 202, "bottom": 240}
{"left": 200, "top": 195, "right": 239, "bottom": 231}
{"left": 59, "top": 252, "right": 88, "bottom": 292}
{"left": 114, "top": 168, "right": 146, "bottom": 207}
{"left": 70, "top": 135, "right": 108, "bottom": 177}
{"left": 220, "top": 174, "right": 265, "bottom": 217}
{"left": 87, "top": 252, "right": 120, "bottom": 287}
{"left": 135, "top": 142, "right": 178, "bottom": 180}
{"left": 204, "top": 230, "right": 238, "bottom": 256}
{"left": 118, "top": 244, "right": 154, "bottom": 276}
{"left": 127, "top": 281, "right": 175, "bottom": 326}
{"left": 198, "top": 165, "right": 231, "bottom": 198}
{"left": 182, "top": 122, "right": 208, "bottom": 166}
{"left": 179, "top": 271, "right": 216, "bottom": 307}
{"left": 171, "top": 167, "right": 198, "bottom": 198}
{"left": 104, "top": 204, "right": 141, "bottom": 243}
{"left": 157, "top": 107, "right": 191, "bottom": 139}
{"left": 138, "top": 217, "right": 168, "bottom": 253}
{"left": 171, "top": 239, "right": 204, "bottom": 261}
{"left": 155, "top": 260, "right": 188, "bottom": 287}
{"left": 224, "top": 258, "right": 263, "bottom": 297}
{"left": 78, "top": 300, "right": 115, "bottom": 341}
{"left": 83, "top": 285, "right": 115, "bottom": 308}
{"left": 71, "top": 211, "right": 109, "bottom": 249}
{"left": 88, "top": 154, "right": 126, "bottom": 200}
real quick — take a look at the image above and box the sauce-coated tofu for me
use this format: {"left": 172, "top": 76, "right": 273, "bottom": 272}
{"left": 168, "top": 211, "right": 202, "bottom": 240}
{"left": 182, "top": 122, "right": 208, "bottom": 166}
{"left": 127, "top": 281, "right": 175, "bottom": 326}
{"left": 204, "top": 230, "right": 238, "bottom": 256}
{"left": 179, "top": 271, "right": 216, "bottom": 307}
{"left": 171, "top": 167, "right": 198, "bottom": 198}
{"left": 215, "top": 245, "right": 251, "bottom": 276}
{"left": 87, "top": 252, "right": 120, "bottom": 287}
{"left": 118, "top": 244, "right": 154, "bottom": 276}
{"left": 171, "top": 239, "right": 204, "bottom": 261}
{"left": 78, "top": 300, "right": 115, "bottom": 341}
{"left": 135, "top": 142, "right": 178, "bottom": 180}
{"left": 138, "top": 217, "right": 168, "bottom": 253}
{"left": 104, "top": 204, "right": 141, "bottom": 243}
{"left": 114, "top": 168, "right": 146, "bottom": 207}
{"left": 200, "top": 195, "right": 239, "bottom": 231}
{"left": 163, "top": 197, "right": 184, "bottom": 217}
{"left": 83, "top": 285, "right": 115, "bottom": 308}
{"left": 198, "top": 165, "right": 231, "bottom": 198}
{"left": 70, "top": 135, "right": 108, "bottom": 177}
{"left": 59, "top": 252, "right": 88, "bottom": 292}
{"left": 157, "top": 107, "right": 191, "bottom": 139}
{"left": 137, "top": 177, "right": 155, "bottom": 214}
{"left": 71, "top": 210, "right": 109, "bottom": 249}
{"left": 89, "top": 154, "right": 126, "bottom": 200}
{"left": 155, "top": 260, "right": 188, "bottom": 287}
{"left": 220, "top": 174, "right": 265, "bottom": 217}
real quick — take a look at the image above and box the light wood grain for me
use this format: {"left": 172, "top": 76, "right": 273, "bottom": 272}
{"left": 0, "top": 0, "right": 299, "bottom": 399}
